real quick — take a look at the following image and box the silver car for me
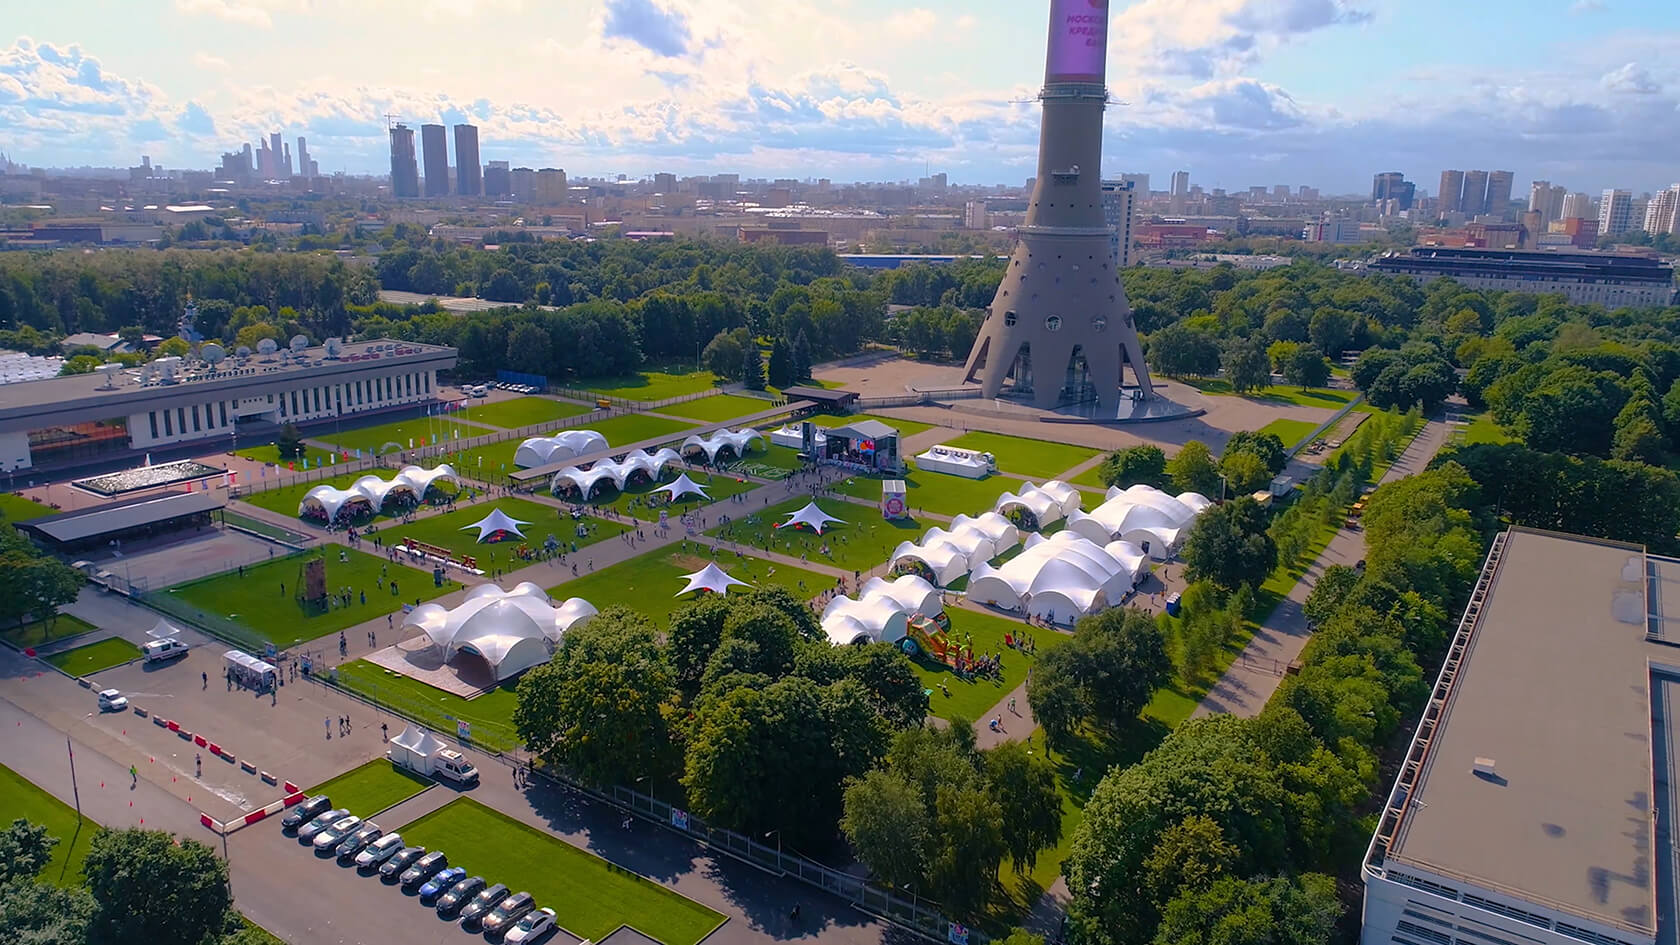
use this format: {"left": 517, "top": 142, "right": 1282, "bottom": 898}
{"left": 311, "top": 815, "right": 362, "bottom": 851}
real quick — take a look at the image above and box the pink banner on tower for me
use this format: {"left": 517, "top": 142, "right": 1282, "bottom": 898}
{"left": 1045, "top": 0, "right": 1109, "bottom": 83}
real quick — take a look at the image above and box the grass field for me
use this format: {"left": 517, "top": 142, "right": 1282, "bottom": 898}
{"left": 709, "top": 495, "right": 922, "bottom": 574}
{"left": 332, "top": 661, "right": 522, "bottom": 752}
{"left": 311, "top": 415, "right": 498, "bottom": 457}
{"left": 654, "top": 393, "right": 772, "bottom": 423}
{"left": 830, "top": 463, "right": 1018, "bottom": 519}
{"left": 304, "top": 759, "right": 432, "bottom": 816}
{"left": 581, "top": 468, "right": 760, "bottom": 522}
{"left": 455, "top": 396, "right": 591, "bottom": 430}
{"left": 1, "top": 613, "right": 97, "bottom": 650}
{"left": 0, "top": 762, "right": 97, "bottom": 884}
{"left": 233, "top": 443, "right": 340, "bottom": 468}
{"left": 809, "top": 412, "right": 937, "bottom": 438}
{"left": 1257, "top": 417, "right": 1320, "bottom": 451}
{"left": 1185, "top": 378, "right": 1358, "bottom": 410}
{"left": 916, "top": 608, "right": 1067, "bottom": 722}
{"left": 0, "top": 492, "right": 56, "bottom": 521}
{"left": 397, "top": 798, "right": 725, "bottom": 945}
{"left": 729, "top": 444, "right": 804, "bottom": 479}
{"left": 944, "top": 431, "right": 1099, "bottom": 481}
{"left": 589, "top": 370, "right": 719, "bottom": 401}
{"left": 43, "top": 637, "right": 141, "bottom": 676}
{"left": 361, "top": 498, "right": 632, "bottom": 565}
{"left": 237, "top": 469, "right": 385, "bottom": 521}
{"left": 1069, "top": 462, "right": 1112, "bottom": 490}
{"left": 166, "top": 547, "right": 454, "bottom": 647}
{"left": 547, "top": 547, "right": 831, "bottom": 625}
{"left": 1461, "top": 412, "right": 1515, "bottom": 446}
{"left": 587, "top": 413, "right": 699, "bottom": 448}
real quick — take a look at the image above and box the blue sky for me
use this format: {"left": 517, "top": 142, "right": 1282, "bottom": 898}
{"left": 4, "top": 0, "right": 1678, "bottom": 195}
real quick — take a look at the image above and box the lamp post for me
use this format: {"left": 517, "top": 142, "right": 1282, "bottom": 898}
{"left": 764, "top": 828, "right": 782, "bottom": 861}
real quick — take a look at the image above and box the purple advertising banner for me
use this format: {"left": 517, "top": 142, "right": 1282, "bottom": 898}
{"left": 1045, "top": 0, "right": 1109, "bottom": 82}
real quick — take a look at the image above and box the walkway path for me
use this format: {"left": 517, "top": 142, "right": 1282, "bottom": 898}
{"left": 1190, "top": 418, "right": 1453, "bottom": 719}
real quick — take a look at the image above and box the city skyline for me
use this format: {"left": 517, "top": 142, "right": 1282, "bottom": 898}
{"left": 2, "top": 0, "right": 1679, "bottom": 193}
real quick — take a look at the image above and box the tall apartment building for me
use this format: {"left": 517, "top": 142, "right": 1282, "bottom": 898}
{"left": 483, "top": 160, "right": 510, "bottom": 198}
{"left": 653, "top": 172, "right": 677, "bottom": 194}
{"left": 965, "top": 200, "right": 989, "bottom": 230}
{"left": 1561, "top": 192, "right": 1593, "bottom": 220}
{"left": 452, "top": 125, "right": 481, "bottom": 196}
{"left": 1100, "top": 179, "right": 1135, "bottom": 267}
{"left": 1120, "top": 172, "right": 1149, "bottom": 195}
{"left": 1529, "top": 180, "right": 1566, "bottom": 224}
{"left": 295, "top": 137, "right": 317, "bottom": 178}
{"left": 510, "top": 167, "right": 536, "bottom": 200}
{"left": 1372, "top": 172, "right": 1415, "bottom": 211}
{"left": 1485, "top": 171, "right": 1514, "bottom": 220}
{"left": 420, "top": 124, "right": 449, "bottom": 197}
{"left": 388, "top": 124, "right": 419, "bottom": 198}
{"left": 533, "top": 168, "right": 567, "bottom": 204}
{"left": 1169, "top": 170, "right": 1190, "bottom": 214}
{"left": 1461, "top": 170, "right": 1490, "bottom": 216}
{"left": 1644, "top": 185, "right": 1680, "bottom": 236}
{"left": 1599, "top": 189, "right": 1633, "bottom": 238}
{"left": 1438, "top": 169, "right": 1465, "bottom": 214}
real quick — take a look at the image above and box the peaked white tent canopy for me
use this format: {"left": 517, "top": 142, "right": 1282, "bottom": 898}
{"left": 888, "top": 539, "right": 971, "bottom": 587}
{"left": 389, "top": 724, "right": 448, "bottom": 762}
{"left": 769, "top": 425, "right": 805, "bottom": 449}
{"left": 676, "top": 562, "right": 751, "bottom": 597}
{"left": 966, "top": 531, "right": 1143, "bottom": 622}
{"left": 550, "top": 448, "right": 683, "bottom": 497}
{"left": 1064, "top": 484, "right": 1213, "bottom": 558}
{"left": 401, "top": 582, "right": 598, "bottom": 680}
{"left": 778, "top": 501, "right": 844, "bottom": 534}
{"left": 950, "top": 512, "right": 1022, "bottom": 551}
{"left": 993, "top": 480, "right": 1082, "bottom": 528}
{"left": 821, "top": 574, "right": 943, "bottom": 647}
{"left": 656, "top": 473, "right": 710, "bottom": 501}
{"left": 513, "top": 430, "right": 608, "bottom": 468}
{"left": 460, "top": 507, "right": 531, "bottom": 542}
{"left": 298, "top": 464, "right": 458, "bottom": 520}
{"left": 859, "top": 574, "right": 943, "bottom": 619}
{"left": 147, "top": 617, "right": 184, "bottom": 640}
{"left": 680, "top": 428, "right": 764, "bottom": 462}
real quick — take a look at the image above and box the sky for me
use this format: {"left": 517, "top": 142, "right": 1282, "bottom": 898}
{"left": 3, "top": 0, "right": 1679, "bottom": 195}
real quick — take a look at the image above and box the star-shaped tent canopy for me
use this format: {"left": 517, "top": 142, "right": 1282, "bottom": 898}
{"left": 676, "top": 562, "right": 751, "bottom": 597}
{"left": 460, "top": 507, "right": 531, "bottom": 542}
{"left": 656, "top": 473, "right": 710, "bottom": 502}
{"left": 777, "top": 501, "right": 845, "bottom": 535}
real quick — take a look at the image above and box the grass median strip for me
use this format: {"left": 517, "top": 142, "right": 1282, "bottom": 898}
{"left": 43, "top": 637, "right": 141, "bottom": 677}
{"left": 304, "top": 758, "right": 432, "bottom": 816}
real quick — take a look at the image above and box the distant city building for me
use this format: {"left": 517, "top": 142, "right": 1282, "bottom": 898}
{"left": 1100, "top": 179, "right": 1135, "bottom": 267}
{"left": 1529, "top": 180, "right": 1566, "bottom": 225}
{"left": 1461, "top": 170, "right": 1490, "bottom": 216}
{"left": 510, "top": 167, "right": 535, "bottom": 200}
{"left": 1642, "top": 184, "right": 1680, "bottom": 235}
{"left": 1303, "top": 219, "right": 1362, "bottom": 244}
{"left": 1485, "top": 170, "right": 1514, "bottom": 219}
{"left": 1170, "top": 170, "right": 1190, "bottom": 214}
{"left": 388, "top": 124, "right": 420, "bottom": 198}
{"left": 1372, "top": 171, "right": 1406, "bottom": 204}
{"left": 1438, "top": 169, "right": 1465, "bottom": 215}
{"left": 420, "top": 124, "right": 449, "bottom": 197}
{"left": 217, "top": 150, "right": 251, "bottom": 185}
{"left": 483, "top": 160, "right": 510, "bottom": 198}
{"left": 295, "top": 137, "right": 318, "bottom": 178}
{"left": 965, "top": 200, "right": 989, "bottom": 230}
{"left": 1561, "top": 191, "right": 1593, "bottom": 220}
{"left": 1120, "top": 172, "right": 1149, "bottom": 195}
{"left": 1371, "top": 246, "right": 1673, "bottom": 307}
{"left": 653, "top": 172, "right": 677, "bottom": 194}
{"left": 452, "top": 125, "right": 481, "bottom": 196}
{"left": 1599, "top": 188, "right": 1633, "bottom": 237}
{"left": 533, "top": 168, "right": 567, "bottom": 204}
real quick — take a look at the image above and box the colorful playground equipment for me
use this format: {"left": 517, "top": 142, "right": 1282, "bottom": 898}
{"left": 901, "top": 615, "right": 955, "bottom": 662}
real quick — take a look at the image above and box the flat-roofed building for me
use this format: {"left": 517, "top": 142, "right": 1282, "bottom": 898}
{"left": 1361, "top": 526, "right": 1680, "bottom": 945}
{"left": 1370, "top": 247, "right": 1674, "bottom": 307}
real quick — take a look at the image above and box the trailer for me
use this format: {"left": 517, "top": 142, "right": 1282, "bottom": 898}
{"left": 387, "top": 724, "right": 479, "bottom": 785}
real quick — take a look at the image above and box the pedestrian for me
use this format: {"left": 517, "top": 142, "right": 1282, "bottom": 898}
{"left": 201, "top": 671, "right": 208, "bottom": 690}
{"left": 381, "top": 722, "right": 388, "bottom": 742}
{"left": 326, "top": 717, "right": 332, "bottom": 739}
{"left": 346, "top": 713, "right": 351, "bottom": 732}
{"left": 1009, "top": 696, "right": 1017, "bottom": 714}
{"left": 130, "top": 764, "right": 138, "bottom": 786}
{"left": 196, "top": 753, "right": 202, "bottom": 777}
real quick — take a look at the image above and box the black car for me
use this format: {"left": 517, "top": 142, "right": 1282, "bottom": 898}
{"left": 435, "top": 875, "right": 486, "bottom": 917}
{"left": 458, "top": 883, "right": 511, "bottom": 927}
{"left": 401, "top": 851, "right": 449, "bottom": 890}
{"left": 379, "top": 846, "right": 426, "bottom": 882}
{"left": 480, "top": 891, "right": 536, "bottom": 937}
{"left": 280, "top": 795, "right": 332, "bottom": 833}
{"left": 334, "top": 823, "right": 383, "bottom": 862}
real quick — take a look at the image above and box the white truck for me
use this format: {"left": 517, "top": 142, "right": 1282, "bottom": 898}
{"left": 387, "top": 724, "right": 479, "bottom": 786}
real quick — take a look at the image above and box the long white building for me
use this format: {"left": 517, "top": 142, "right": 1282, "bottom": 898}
{"left": 1369, "top": 248, "right": 1676, "bottom": 308}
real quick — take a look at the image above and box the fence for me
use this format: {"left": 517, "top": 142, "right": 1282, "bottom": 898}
{"left": 232, "top": 456, "right": 384, "bottom": 498}
{"left": 311, "top": 668, "right": 522, "bottom": 755}
{"left": 856, "top": 388, "right": 987, "bottom": 409}
{"left": 1285, "top": 393, "right": 1366, "bottom": 457}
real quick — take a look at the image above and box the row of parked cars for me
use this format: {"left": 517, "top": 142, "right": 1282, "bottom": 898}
{"left": 282, "top": 794, "right": 558, "bottom": 942}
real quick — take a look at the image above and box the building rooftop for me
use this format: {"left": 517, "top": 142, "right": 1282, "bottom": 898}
{"left": 1381, "top": 528, "right": 1665, "bottom": 939}
{"left": 1373, "top": 247, "right": 1676, "bottom": 284}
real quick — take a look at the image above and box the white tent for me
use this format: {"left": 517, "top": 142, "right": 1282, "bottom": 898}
{"left": 921, "top": 524, "right": 997, "bottom": 570}
{"left": 146, "top": 617, "right": 184, "bottom": 640}
{"left": 994, "top": 480, "right": 1083, "bottom": 529}
{"left": 770, "top": 425, "right": 805, "bottom": 449}
{"left": 888, "top": 539, "right": 971, "bottom": 587}
{"left": 1067, "top": 483, "right": 1211, "bottom": 558}
{"left": 676, "top": 562, "right": 751, "bottom": 597}
{"left": 680, "top": 429, "right": 764, "bottom": 462}
{"left": 402, "top": 582, "right": 597, "bottom": 681}
{"left": 778, "top": 501, "right": 844, "bottom": 534}
{"left": 550, "top": 448, "right": 683, "bottom": 497}
{"left": 820, "top": 574, "right": 943, "bottom": 647}
{"left": 950, "top": 512, "right": 1022, "bottom": 551}
{"left": 656, "top": 473, "right": 710, "bottom": 501}
{"left": 460, "top": 508, "right": 531, "bottom": 542}
{"left": 388, "top": 724, "right": 449, "bottom": 771}
{"left": 859, "top": 574, "right": 943, "bottom": 619}
{"left": 965, "top": 531, "right": 1139, "bottom": 621}
{"left": 297, "top": 464, "right": 458, "bottom": 520}
{"left": 513, "top": 430, "right": 608, "bottom": 468}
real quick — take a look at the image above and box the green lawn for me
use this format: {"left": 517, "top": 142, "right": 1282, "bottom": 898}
{"left": 43, "top": 637, "right": 141, "bottom": 677}
{"left": 397, "top": 798, "right": 725, "bottom": 945}
{"left": 581, "top": 468, "right": 760, "bottom": 522}
{"left": 809, "top": 412, "right": 937, "bottom": 438}
{"left": 304, "top": 758, "right": 432, "bottom": 816}
{"left": 360, "top": 498, "right": 631, "bottom": 566}
{"left": 1069, "top": 463, "right": 1112, "bottom": 490}
{"left": 729, "top": 444, "right": 803, "bottom": 480}
{"left": 1184, "top": 378, "right": 1357, "bottom": 410}
{"left": 830, "top": 464, "right": 1017, "bottom": 519}
{"left": 709, "top": 496, "right": 922, "bottom": 574}
{"left": 655, "top": 393, "right": 773, "bottom": 423}
{"left": 311, "top": 415, "right": 498, "bottom": 457}
{"left": 0, "top": 763, "right": 97, "bottom": 884}
{"left": 165, "top": 548, "right": 455, "bottom": 648}
{"left": 233, "top": 443, "right": 340, "bottom": 469}
{"left": 1, "top": 613, "right": 98, "bottom": 650}
{"left": 589, "top": 370, "right": 720, "bottom": 401}
{"left": 943, "top": 431, "right": 1099, "bottom": 481}
{"left": 332, "top": 661, "right": 522, "bottom": 753}
{"left": 0, "top": 492, "right": 58, "bottom": 521}
{"left": 575, "top": 413, "right": 696, "bottom": 449}
{"left": 916, "top": 608, "right": 1067, "bottom": 722}
{"left": 455, "top": 396, "right": 591, "bottom": 430}
{"left": 1257, "top": 417, "right": 1321, "bottom": 451}
{"left": 1462, "top": 412, "right": 1514, "bottom": 446}
{"left": 547, "top": 547, "right": 831, "bottom": 625}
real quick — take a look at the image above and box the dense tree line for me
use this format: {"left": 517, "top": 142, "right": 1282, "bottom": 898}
{"left": 0, "top": 517, "right": 84, "bottom": 630}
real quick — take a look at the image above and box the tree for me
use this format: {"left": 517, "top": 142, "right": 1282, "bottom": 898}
{"left": 0, "top": 818, "right": 54, "bottom": 884}
{"left": 1221, "top": 338, "right": 1271, "bottom": 393}
{"left": 1281, "top": 344, "right": 1331, "bottom": 389}
{"left": 1308, "top": 308, "right": 1359, "bottom": 357}
{"left": 1182, "top": 497, "right": 1278, "bottom": 591}
{"left": 1169, "top": 441, "right": 1222, "bottom": 497}
{"left": 0, "top": 876, "right": 92, "bottom": 945}
{"left": 1219, "top": 451, "right": 1271, "bottom": 495}
{"left": 701, "top": 330, "right": 744, "bottom": 380}
{"left": 483, "top": 268, "right": 525, "bottom": 303}
{"left": 1222, "top": 431, "right": 1288, "bottom": 475}
{"left": 233, "top": 322, "right": 280, "bottom": 351}
{"left": 1153, "top": 874, "right": 1341, "bottom": 945}
{"left": 1612, "top": 397, "right": 1665, "bottom": 464}
{"left": 1075, "top": 608, "right": 1172, "bottom": 729}
{"left": 1100, "top": 445, "right": 1169, "bottom": 491}
{"left": 666, "top": 595, "right": 729, "bottom": 693}
{"left": 275, "top": 422, "right": 304, "bottom": 460}
{"left": 791, "top": 329, "right": 813, "bottom": 380}
{"left": 0, "top": 530, "right": 85, "bottom": 627}
{"left": 505, "top": 322, "right": 552, "bottom": 376}
{"left": 767, "top": 337, "right": 794, "bottom": 389}
{"left": 156, "top": 336, "right": 191, "bottom": 358}
{"left": 840, "top": 769, "right": 931, "bottom": 889}
{"left": 84, "top": 827, "right": 232, "bottom": 945}
{"left": 740, "top": 342, "right": 766, "bottom": 391}
{"left": 1026, "top": 649, "right": 1086, "bottom": 748}
{"left": 1302, "top": 564, "right": 1361, "bottom": 628}
{"left": 1146, "top": 322, "right": 1222, "bottom": 379}
{"left": 983, "top": 741, "right": 1063, "bottom": 872}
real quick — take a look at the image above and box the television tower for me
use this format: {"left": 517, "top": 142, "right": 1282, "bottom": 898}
{"left": 962, "top": 0, "right": 1154, "bottom": 409}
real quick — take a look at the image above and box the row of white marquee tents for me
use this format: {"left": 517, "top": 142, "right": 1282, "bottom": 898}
{"left": 517, "top": 428, "right": 764, "bottom": 471}
{"left": 298, "top": 464, "right": 460, "bottom": 520}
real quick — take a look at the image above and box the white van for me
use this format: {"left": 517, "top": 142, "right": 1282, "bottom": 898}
{"left": 142, "top": 638, "right": 189, "bottom": 663}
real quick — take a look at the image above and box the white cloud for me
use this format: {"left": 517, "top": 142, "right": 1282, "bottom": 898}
{"left": 173, "top": 0, "right": 276, "bottom": 28}
{"left": 1602, "top": 62, "right": 1659, "bottom": 94}
{"left": 1112, "top": 0, "right": 1372, "bottom": 78}
{"left": 192, "top": 52, "right": 230, "bottom": 71}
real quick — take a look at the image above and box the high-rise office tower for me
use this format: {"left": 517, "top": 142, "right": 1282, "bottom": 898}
{"left": 282, "top": 142, "right": 292, "bottom": 177}
{"left": 420, "top": 124, "right": 449, "bottom": 197}
{"left": 1561, "top": 192, "right": 1593, "bottom": 220}
{"left": 1644, "top": 185, "right": 1680, "bottom": 235}
{"left": 1438, "top": 170, "right": 1465, "bottom": 214}
{"left": 1461, "top": 170, "right": 1490, "bottom": 216}
{"left": 484, "top": 160, "right": 510, "bottom": 197}
{"left": 1485, "top": 171, "right": 1514, "bottom": 219}
{"left": 1169, "top": 170, "right": 1190, "bottom": 214}
{"left": 962, "top": 0, "right": 1153, "bottom": 410}
{"left": 296, "top": 137, "right": 316, "bottom": 178}
{"left": 1101, "top": 179, "right": 1136, "bottom": 268}
{"left": 269, "top": 132, "right": 285, "bottom": 176}
{"left": 453, "top": 124, "right": 481, "bottom": 196}
{"left": 1599, "top": 189, "right": 1633, "bottom": 237}
{"left": 1372, "top": 172, "right": 1414, "bottom": 211}
{"left": 1120, "top": 172, "right": 1149, "bottom": 195}
{"left": 653, "top": 172, "right": 677, "bottom": 194}
{"left": 389, "top": 124, "right": 420, "bottom": 198}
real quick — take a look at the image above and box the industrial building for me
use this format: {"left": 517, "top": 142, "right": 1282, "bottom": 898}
{"left": 1360, "top": 527, "right": 1679, "bottom": 945}
{"left": 1370, "top": 247, "right": 1675, "bottom": 308}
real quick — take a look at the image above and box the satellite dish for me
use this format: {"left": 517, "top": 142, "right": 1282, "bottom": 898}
{"left": 324, "top": 338, "right": 342, "bottom": 359}
{"left": 96, "top": 363, "right": 123, "bottom": 389}
{"left": 201, "top": 343, "right": 226, "bottom": 367}
{"left": 289, "top": 334, "right": 309, "bottom": 352}
{"left": 256, "top": 338, "right": 278, "bottom": 356}
{"left": 235, "top": 345, "right": 252, "bottom": 360}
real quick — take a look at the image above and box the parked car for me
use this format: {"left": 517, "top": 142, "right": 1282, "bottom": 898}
{"left": 458, "top": 883, "right": 511, "bottom": 927}
{"left": 435, "top": 875, "right": 486, "bottom": 917}
{"left": 504, "top": 908, "right": 557, "bottom": 944}
{"left": 379, "top": 846, "right": 426, "bottom": 881}
{"left": 403, "top": 853, "right": 451, "bottom": 891}
{"left": 354, "top": 833, "right": 405, "bottom": 870}
{"left": 480, "top": 891, "right": 536, "bottom": 936}
{"left": 334, "top": 823, "right": 383, "bottom": 862}
{"left": 311, "top": 815, "right": 361, "bottom": 851}
{"left": 297, "top": 809, "right": 350, "bottom": 843}
{"left": 281, "top": 795, "right": 333, "bottom": 833}
{"left": 419, "top": 867, "right": 464, "bottom": 903}
{"left": 141, "top": 638, "right": 188, "bottom": 662}
{"left": 96, "top": 689, "right": 128, "bottom": 712}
